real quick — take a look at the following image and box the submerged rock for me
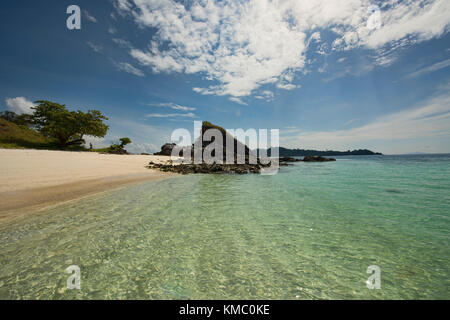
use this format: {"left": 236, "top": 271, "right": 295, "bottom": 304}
{"left": 279, "top": 155, "right": 336, "bottom": 163}
{"left": 385, "top": 189, "right": 403, "bottom": 194}
{"left": 279, "top": 156, "right": 302, "bottom": 162}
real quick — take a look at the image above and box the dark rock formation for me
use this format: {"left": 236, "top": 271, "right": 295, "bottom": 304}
{"left": 149, "top": 121, "right": 270, "bottom": 174}
{"left": 194, "top": 121, "right": 257, "bottom": 164}
{"left": 154, "top": 143, "right": 176, "bottom": 156}
{"left": 302, "top": 155, "right": 336, "bottom": 162}
{"left": 279, "top": 156, "right": 302, "bottom": 162}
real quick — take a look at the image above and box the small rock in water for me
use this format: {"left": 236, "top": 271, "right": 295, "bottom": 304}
{"left": 385, "top": 189, "right": 403, "bottom": 194}
{"left": 302, "top": 156, "right": 336, "bottom": 162}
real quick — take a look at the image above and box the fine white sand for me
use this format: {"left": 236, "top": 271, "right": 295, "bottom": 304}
{"left": 0, "top": 149, "right": 173, "bottom": 192}
{"left": 0, "top": 149, "right": 175, "bottom": 217}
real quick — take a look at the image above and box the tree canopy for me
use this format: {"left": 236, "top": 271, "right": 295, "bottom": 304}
{"left": 108, "top": 137, "right": 132, "bottom": 154}
{"left": 119, "top": 137, "right": 131, "bottom": 147}
{"left": 31, "top": 100, "right": 109, "bottom": 147}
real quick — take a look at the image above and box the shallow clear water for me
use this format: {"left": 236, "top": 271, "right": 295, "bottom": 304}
{"left": 0, "top": 154, "right": 449, "bottom": 299}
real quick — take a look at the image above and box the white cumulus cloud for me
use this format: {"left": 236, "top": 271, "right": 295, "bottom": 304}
{"left": 115, "top": 0, "right": 450, "bottom": 98}
{"left": 5, "top": 97, "right": 35, "bottom": 114}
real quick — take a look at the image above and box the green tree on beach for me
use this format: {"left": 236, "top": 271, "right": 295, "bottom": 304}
{"left": 119, "top": 137, "right": 131, "bottom": 148}
{"left": 31, "top": 100, "right": 109, "bottom": 148}
{"left": 108, "top": 137, "right": 132, "bottom": 154}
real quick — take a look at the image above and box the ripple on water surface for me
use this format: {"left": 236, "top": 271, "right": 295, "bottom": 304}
{"left": 0, "top": 155, "right": 449, "bottom": 299}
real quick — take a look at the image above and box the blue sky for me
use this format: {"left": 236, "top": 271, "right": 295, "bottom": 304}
{"left": 1, "top": 0, "right": 449, "bottom": 154}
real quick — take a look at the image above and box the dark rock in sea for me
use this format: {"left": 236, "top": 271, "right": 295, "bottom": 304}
{"left": 154, "top": 143, "right": 176, "bottom": 156}
{"left": 147, "top": 162, "right": 265, "bottom": 175}
{"left": 279, "top": 156, "right": 302, "bottom": 162}
{"left": 277, "top": 155, "right": 336, "bottom": 164}
{"left": 302, "top": 155, "right": 336, "bottom": 162}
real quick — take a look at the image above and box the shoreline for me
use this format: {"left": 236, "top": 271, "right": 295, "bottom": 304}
{"left": 0, "top": 149, "right": 176, "bottom": 224}
{"left": 0, "top": 172, "right": 175, "bottom": 225}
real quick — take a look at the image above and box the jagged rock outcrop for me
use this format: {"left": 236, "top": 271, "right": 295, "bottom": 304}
{"left": 193, "top": 121, "right": 258, "bottom": 164}
{"left": 149, "top": 121, "right": 269, "bottom": 174}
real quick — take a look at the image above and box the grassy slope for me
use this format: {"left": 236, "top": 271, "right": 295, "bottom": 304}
{"left": 0, "top": 118, "right": 86, "bottom": 151}
{"left": 0, "top": 117, "right": 54, "bottom": 149}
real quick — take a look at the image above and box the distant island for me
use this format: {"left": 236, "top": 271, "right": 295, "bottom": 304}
{"left": 260, "top": 147, "right": 382, "bottom": 157}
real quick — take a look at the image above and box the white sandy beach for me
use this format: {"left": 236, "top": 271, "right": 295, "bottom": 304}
{"left": 0, "top": 149, "right": 174, "bottom": 218}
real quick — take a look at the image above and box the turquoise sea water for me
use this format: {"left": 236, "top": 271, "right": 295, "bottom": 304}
{"left": 0, "top": 154, "right": 449, "bottom": 299}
